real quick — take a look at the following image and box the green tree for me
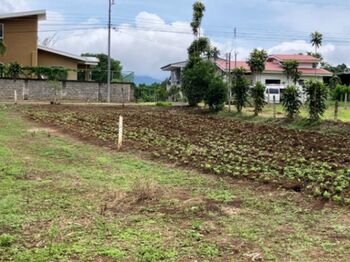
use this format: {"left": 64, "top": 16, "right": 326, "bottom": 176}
{"left": 328, "top": 74, "right": 341, "bottom": 90}
{"left": 250, "top": 81, "right": 266, "bottom": 116}
{"left": 232, "top": 67, "right": 249, "bottom": 113}
{"left": 204, "top": 76, "right": 227, "bottom": 112}
{"left": 7, "top": 62, "right": 22, "bottom": 81}
{"left": 282, "top": 85, "right": 302, "bottom": 120}
{"left": 304, "top": 80, "right": 328, "bottom": 121}
{"left": 191, "top": 1, "right": 205, "bottom": 37}
{"left": 182, "top": 58, "right": 216, "bottom": 106}
{"left": 282, "top": 59, "right": 301, "bottom": 85}
{"left": 0, "top": 40, "right": 6, "bottom": 56}
{"left": 81, "top": 53, "right": 122, "bottom": 83}
{"left": 135, "top": 81, "right": 168, "bottom": 102}
{"left": 247, "top": 49, "right": 268, "bottom": 84}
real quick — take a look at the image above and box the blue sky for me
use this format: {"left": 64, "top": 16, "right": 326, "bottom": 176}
{"left": 1, "top": 0, "right": 350, "bottom": 79}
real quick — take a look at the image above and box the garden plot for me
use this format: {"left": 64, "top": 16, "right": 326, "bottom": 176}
{"left": 22, "top": 105, "right": 350, "bottom": 204}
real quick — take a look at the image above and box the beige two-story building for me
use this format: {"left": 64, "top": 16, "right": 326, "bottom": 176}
{"left": 0, "top": 10, "right": 98, "bottom": 80}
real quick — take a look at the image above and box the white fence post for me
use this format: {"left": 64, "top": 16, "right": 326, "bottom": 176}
{"left": 14, "top": 90, "right": 17, "bottom": 104}
{"left": 273, "top": 95, "right": 276, "bottom": 119}
{"left": 118, "top": 116, "right": 123, "bottom": 150}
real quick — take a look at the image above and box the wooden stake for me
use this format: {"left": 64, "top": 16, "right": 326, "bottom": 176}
{"left": 334, "top": 100, "right": 339, "bottom": 121}
{"left": 345, "top": 93, "right": 348, "bottom": 110}
{"left": 14, "top": 90, "right": 17, "bottom": 104}
{"left": 117, "top": 116, "right": 123, "bottom": 150}
{"left": 273, "top": 95, "right": 276, "bottom": 119}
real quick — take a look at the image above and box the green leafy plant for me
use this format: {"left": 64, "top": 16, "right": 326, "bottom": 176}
{"left": 304, "top": 80, "right": 328, "bottom": 121}
{"left": 282, "top": 85, "right": 302, "bottom": 120}
{"left": 7, "top": 62, "right": 22, "bottom": 81}
{"left": 204, "top": 76, "right": 227, "bottom": 112}
{"left": 247, "top": 48, "right": 268, "bottom": 84}
{"left": 0, "top": 234, "right": 15, "bottom": 247}
{"left": 282, "top": 59, "right": 301, "bottom": 85}
{"left": 250, "top": 81, "right": 266, "bottom": 116}
{"left": 232, "top": 67, "right": 250, "bottom": 113}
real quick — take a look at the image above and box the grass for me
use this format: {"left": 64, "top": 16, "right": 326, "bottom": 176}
{"left": 222, "top": 101, "right": 350, "bottom": 122}
{"left": 0, "top": 105, "right": 350, "bottom": 261}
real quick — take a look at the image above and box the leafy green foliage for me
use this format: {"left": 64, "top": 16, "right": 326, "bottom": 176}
{"left": 332, "top": 84, "right": 350, "bottom": 101}
{"left": 304, "top": 80, "right": 328, "bottom": 121}
{"left": 232, "top": 67, "right": 250, "bottom": 113}
{"left": 282, "top": 85, "right": 302, "bottom": 120}
{"left": 0, "top": 40, "right": 6, "bottom": 56}
{"left": 191, "top": 1, "right": 206, "bottom": 36}
{"left": 135, "top": 81, "right": 168, "bottom": 102}
{"left": 250, "top": 81, "right": 266, "bottom": 116}
{"left": 282, "top": 59, "right": 301, "bottom": 84}
{"left": 8, "top": 62, "right": 22, "bottom": 81}
{"left": 0, "top": 234, "right": 15, "bottom": 247}
{"left": 187, "top": 37, "right": 211, "bottom": 57}
{"left": 204, "top": 76, "right": 227, "bottom": 112}
{"left": 81, "top": 53, "right": 122, "bottom": 83}
{"left": 247, "top": 48, "right": 268, "bottom": 81}
{"left": 167, "top": 85, "right": 182, "bottom": 102}
{"left": 182, "top": 58, "right": 216, "bottom": 107}
{"left": 155, "top": 101, "right": 172, "bottom": 107}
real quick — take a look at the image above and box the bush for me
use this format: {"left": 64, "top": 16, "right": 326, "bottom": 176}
{"left": 332, "top": 84, "right": 350, "bottom": 101}
{"left": 250, "top": 81, "right": 266, "bottom": 116}
{"left": 304, "top": 80, "right": 328, "bottom": 121}
{"left": 182, "top": 58, "right": 216, "bottom": 107}
{"left": 135, "top": 81, "right": 168, "bottom": 102}
{"left": 7, "top": 62, "right": 22, "bottom": 81}
{"left": 0, "top": 234, "right": 15, "bottom": 247}
{"left": 204, "top": 76, "right": 227, "bottom": 112}
{"left": 282, "top": 85, "right": 302, "bottom": 120}
{"left": 232, "top": 67, "right": 250, "bottom": 113}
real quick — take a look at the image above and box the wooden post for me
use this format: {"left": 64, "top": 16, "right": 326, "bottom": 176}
{"left": 117, "top": 116, "right": 123, "bottom": 150}
{"left": 345, "top": 93, "right": 348, "bottom": 110}
{"left": 268, "top": 88, "right": 271, "bottom": 105}
{"left": 14, "top": 90, "right": 17, "bottom": 104}
{"left": 273, "top": 95, "right": 276, "bottom": 119}
{"left": 334, "top": 100, "right": 339, "bottom": 121}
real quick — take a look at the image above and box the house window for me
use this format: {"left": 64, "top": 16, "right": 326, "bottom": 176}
{"left": 265, "top": 79, "right": 281, "bottom": 85}
{"left": 0, "top": 24, "right": 3, "bottom": 40}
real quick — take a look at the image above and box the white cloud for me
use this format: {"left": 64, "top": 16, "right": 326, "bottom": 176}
{"left": 0, "top": 0, "right": 29, "bottom": 13}
{"left": 53, "top": 12, "right": 194, "bottom": 79}
{"left": 268, "top": 40, "right": 335, "bottom": 54}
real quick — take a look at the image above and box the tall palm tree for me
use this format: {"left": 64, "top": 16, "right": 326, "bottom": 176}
{"left": 310, "top": 31, "right": 323, "bottom": 78}
{"left": 191, "top": 1, "right": 205, "bottom": 38}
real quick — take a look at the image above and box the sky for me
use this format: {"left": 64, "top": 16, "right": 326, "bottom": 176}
{"left": 1, "top": 0, "right": 350, "bottom": 79}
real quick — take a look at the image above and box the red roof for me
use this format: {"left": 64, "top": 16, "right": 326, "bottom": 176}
{"left": 215, "top": 58, "right": 332, "bottom": 76}
{"left": 268, "top": 54, "right": 320, "bottom": 63}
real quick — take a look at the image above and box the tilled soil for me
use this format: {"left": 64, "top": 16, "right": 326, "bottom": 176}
{"left": 22, "top": 105, "right": 350, "bottom": 203}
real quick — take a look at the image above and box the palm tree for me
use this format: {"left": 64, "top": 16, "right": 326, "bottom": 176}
{"left": 247, "top": 49, "right": 268, "bottom": 84}
{"left": 282, "top": 60, "right": 300, "bottom": 85}
{"left": 310, "top": 31, "right": 323, "bottom": 77}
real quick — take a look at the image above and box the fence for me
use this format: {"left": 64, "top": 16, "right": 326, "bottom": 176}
{"left": 0, "top": 78, "right": 135, "bottom": 103}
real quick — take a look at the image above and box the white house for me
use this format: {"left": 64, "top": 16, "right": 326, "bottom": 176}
{"left": 161, "top": 54, "right": 332, "bottom": 103}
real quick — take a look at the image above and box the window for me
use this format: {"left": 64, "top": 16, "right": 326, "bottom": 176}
{"left": 265, "top": 79, "right": 281, "bottom": 85}
{"left": 0, "top": 24, "right": 3, "bottom": 40}
{"left": 267, "top": 88, "right": 279, "bottom": 94}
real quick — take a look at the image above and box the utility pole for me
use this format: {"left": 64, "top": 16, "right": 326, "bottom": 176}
{"left": 107, "top": 0, "right": 115, "bottom": 103}
{"left": 228, "top": 52, "right": 232, "bottom": 112}
{"left": 234, "top": 27, "right": 238, "bottom": 68}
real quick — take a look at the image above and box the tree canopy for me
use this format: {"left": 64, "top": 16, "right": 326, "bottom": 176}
{"left": 81, "top": 53, "right": 123, "bottom": 83}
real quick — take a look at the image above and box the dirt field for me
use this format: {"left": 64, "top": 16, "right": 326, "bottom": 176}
{"left": 21, "top": 104, "right": 350, "bottom": 204}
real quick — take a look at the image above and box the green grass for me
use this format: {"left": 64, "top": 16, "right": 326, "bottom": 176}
{"left": 0, "top": 105, "right": 350, "bottom": 261}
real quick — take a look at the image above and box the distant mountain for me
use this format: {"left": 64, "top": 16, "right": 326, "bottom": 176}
{"left": 134, "top": 75, "right": 162, "bottom": 85}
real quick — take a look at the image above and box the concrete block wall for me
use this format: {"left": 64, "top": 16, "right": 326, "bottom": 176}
{"left": 0, "top": 78, "right": 134, "bottom": 103}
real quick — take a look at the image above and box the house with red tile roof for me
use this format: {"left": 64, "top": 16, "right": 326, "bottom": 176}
{"left": 162, "top": 53, "right": 332, "bottom": 103}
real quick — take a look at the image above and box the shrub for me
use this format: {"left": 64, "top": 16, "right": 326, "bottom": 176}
{"left": 250, "top": 81, "right": 266, "bottom": 116}
{"left": 232, "top": 67, "right": 250, "bottom": 113}
{"left": 204, "top": 76, "right": 227, "bottom": 112}
{"left": 304, "top": 80, "right": 328, "bottom": 121}
{"left": 7, "top": 62, "right": 22, "bottom": 81}
{"left": 282, "top": 85, "right": 302, "bottom": 120}
{"left": 0, "top": 234, "right": 15, "bottom": 247}
{"left": 332, "top": 84, "right": 350, "bottom": 101}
